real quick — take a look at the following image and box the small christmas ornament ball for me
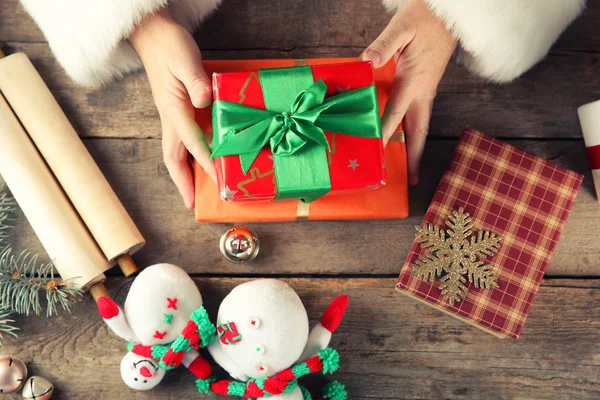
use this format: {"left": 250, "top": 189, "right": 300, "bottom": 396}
{"left": 0, "top": 355, "right": 27, "bottom": 393}
{"left": 220, "top": 226, "right": 259, "bottom": 263}
{"left": 22, "top": 376, "right": 53, "bottom": 400}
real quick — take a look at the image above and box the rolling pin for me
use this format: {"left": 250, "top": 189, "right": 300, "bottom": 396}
{"left": 0, "top": 91, "right": 111, "bottom": 300}
{"left": 0, "top": 51, "right": 145, "bottom": 276}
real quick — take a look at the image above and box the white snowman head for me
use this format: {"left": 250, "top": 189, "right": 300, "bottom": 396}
{"left": 120, "top": 352, "right": 166, "bottom": 390}
{"left": 125, "top": 263, "right": 203, "bottom": 345}
{"left": 208, "top": 279, "right": 309, "bottom": 381}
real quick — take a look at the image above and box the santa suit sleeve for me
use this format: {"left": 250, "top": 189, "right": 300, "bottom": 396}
{"left": 19, "top": 0, "right": 222, "bottom": 87}
{"left": 382, "top": 0, "right": 586, "bottom": 83}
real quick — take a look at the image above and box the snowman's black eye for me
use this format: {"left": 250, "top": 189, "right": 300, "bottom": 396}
{"left": 143, "top": 380, "right": 147, "bottom": 383}
{"left": 134, "top": 378, "right": 138, "bottom": 382}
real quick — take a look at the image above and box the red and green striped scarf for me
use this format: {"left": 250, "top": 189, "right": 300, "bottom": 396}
{"left": 196, "top": 347, "right": 347, "bottom": 400}
{"left": 128, "top": 306, "right": 215, "bottom": 370}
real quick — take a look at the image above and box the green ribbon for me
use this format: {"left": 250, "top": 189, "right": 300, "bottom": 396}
{"left": 211, "top": 66, "right": 382, "bottom": 202}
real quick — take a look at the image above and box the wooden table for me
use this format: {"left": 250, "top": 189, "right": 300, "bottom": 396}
{"left": 2, "top": 1, "right": 600, "bottom": 398}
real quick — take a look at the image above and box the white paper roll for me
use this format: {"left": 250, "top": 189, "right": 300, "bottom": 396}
{"left": 0, "top": 53, "right": 145, "bottom": 262}
{"left": 0, "top": 94, "right": 110, "bottom": 290}
{"left": 578, "top": 99, "right": 600, "bottom": 148}
{"left": 578, "top": 99, "right": 600, "bottom": 202}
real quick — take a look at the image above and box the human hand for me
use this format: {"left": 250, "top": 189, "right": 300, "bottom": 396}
{"left": 363, "top": 0, "right": 457, "bottom": 185}
{"left": 130, "top": 10, "right": 216, "bottom": 209}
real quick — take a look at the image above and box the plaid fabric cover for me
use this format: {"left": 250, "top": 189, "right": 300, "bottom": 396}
{"left": 396, "top": 128, "right": 583, "bottom": 339}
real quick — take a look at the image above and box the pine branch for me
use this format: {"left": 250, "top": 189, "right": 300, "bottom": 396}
{"left": 0, "top": 249, "right": 82, "bottom": 317}
{"left": 0, "top": 183, "right": 15, "bottom": 253}
{"left": 0, "top": 309, "right": 19, "bottom": 343}
{"left": 0, "top": 184, "right": 83, "bottom": 346}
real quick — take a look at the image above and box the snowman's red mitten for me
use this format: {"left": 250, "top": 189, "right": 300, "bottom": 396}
{"left": 97, "top": 296, "right": 119, "bottom": 319}
{"left": 183, "top": 353, "right": 212, "bottom": 380}
{"left": 299, "top": 295, "right": 348, "bottom": 362}
{"left": 320, "top": 295, "right": 348, "bottom": 333}
{"left": 97, "top": 296, "right": 137, "bottom": 342}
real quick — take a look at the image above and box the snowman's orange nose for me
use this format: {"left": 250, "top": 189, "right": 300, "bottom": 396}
{"left": 140, "top": 366, "right": 152, "bottom": 378}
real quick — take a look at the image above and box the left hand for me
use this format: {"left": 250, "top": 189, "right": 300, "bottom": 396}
{"left": 363, "top": 0, "right": 457, "bottom": 185}
{"left": 130, "top": 10, "right": 217, "bottom": 209}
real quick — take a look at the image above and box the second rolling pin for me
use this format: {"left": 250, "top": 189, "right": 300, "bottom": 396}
{"left": 0, "top": 53, "right": 144, "bottom": 275}
{"left": 0, "top": 92, "right": 111, "bottom": 300}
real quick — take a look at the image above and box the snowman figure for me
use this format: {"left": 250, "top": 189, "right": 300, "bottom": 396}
{"left": 96, "top": 263, "right": 215, "bottom": 390}
{"left": 198, "top": 279, "right": 348, "bottom": 400}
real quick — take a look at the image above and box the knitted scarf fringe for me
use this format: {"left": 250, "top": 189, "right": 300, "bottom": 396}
{"left": 128, "top": 306, "right": 216, "bottom": 370}
{"left": 196, "top": 347, "right": 342, "bottom": 398}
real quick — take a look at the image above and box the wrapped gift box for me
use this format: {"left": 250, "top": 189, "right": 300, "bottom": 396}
{"left": 194, "top": 58, "right": 409, "bottom": 222}
{"left": 396, "top": 128, "right": 583, "bottom": 339}
{"left": 210, "top": 61, "right": 384, "bottom": 203}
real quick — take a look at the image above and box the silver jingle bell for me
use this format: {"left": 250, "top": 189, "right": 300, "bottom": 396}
{"left": 0, "top": 355, "right": 27, "bottom": 394}
{"left": 220, "top": 226, "right": 259, "bottom": 263}
{"left": 22, "top": 376, "right": 53, "bottom": 400}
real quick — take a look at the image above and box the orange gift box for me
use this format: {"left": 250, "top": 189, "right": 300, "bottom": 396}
{"left": 194, "top": 58, "right": 409, "bottom": 222}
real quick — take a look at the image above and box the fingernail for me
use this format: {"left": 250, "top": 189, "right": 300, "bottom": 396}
{"left": 193, "top": 86, "right": 212, "bottom": 109}
{"left": 365, "top": 49, "right": 381, "bottom": 65}
{"left": 209, "top": 170, "right": 218, "bottom": 184}
{"left": 197, "top": 94, "right": 212, "bottom": 109}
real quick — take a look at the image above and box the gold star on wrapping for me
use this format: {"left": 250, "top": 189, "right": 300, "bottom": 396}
{"left": 238, "top": 72, "right": 260, "bottom": 103}
{"left": 410, "top": 207, "right": 502, "bottom": 306}
{"left": 237, "top": 167, "right": 276, "bottom": 197}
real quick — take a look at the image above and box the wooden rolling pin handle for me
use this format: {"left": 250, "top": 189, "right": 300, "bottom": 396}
{"left": 89, "top": 282, "right": 110, "bottom": 303}
{"left": 116, "top": 254, "right": 138, "bottom": 277}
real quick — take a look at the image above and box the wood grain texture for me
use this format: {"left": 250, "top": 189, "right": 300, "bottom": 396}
{"left": 2, "top": 277, "right": 599, "bottom": 400}
{"left": 2, "top": 1, "right": 600, "bottom": 140}
{"left": 2, "top": 44, "right": 598, "bottom": 141}
{"left": 9, "top": 138, "right": 600, "bottom": 278}
{"left": 3, "top": 2, "right": 600, "bottom": 399}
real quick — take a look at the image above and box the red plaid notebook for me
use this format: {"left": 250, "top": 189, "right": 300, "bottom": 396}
{"left": 396, "top": 128, "right": 583, "bottom": 339}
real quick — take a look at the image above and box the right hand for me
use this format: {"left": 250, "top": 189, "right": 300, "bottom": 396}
{"left": 362, "top": 0, "right": 457, "bottom": 185}
{"left": 130, "top": 10, "right": 217, "bottom": 209}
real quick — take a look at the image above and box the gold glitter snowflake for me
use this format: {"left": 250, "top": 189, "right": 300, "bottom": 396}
{"left": 411, "top": 207, "right": 502, "bottom": 306}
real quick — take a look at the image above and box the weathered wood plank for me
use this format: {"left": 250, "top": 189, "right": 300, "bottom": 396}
{"left": 541, "top": 279, "right": 600, "bottom": 289}
{"left": 2, "top": 277, "right": 599, "bottom": 399}
{"left": 1, "top": 41, "right": 599, "bottom": 141}
{"left": 3, "top": 0, "right": 600, "bottom": 51}
{"left": 2, "top": 0, "right": 600, "bottom": 141}
{"left": 9, "top": 138, "right": 599, "bottom": 277}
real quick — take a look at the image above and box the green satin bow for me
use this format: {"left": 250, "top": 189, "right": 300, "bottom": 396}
{"left": 211, "top": 67, "right": 381, "bottom": 202}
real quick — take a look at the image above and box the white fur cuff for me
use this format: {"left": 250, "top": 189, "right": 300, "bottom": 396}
{"left": 383, "top": 0, "right": 586, "bottom": 83}
{"left": 20, "top": 0, "right": 222, "bottom": 87}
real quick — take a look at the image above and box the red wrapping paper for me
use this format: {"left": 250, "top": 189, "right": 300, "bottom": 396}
{"left": 396, "top": 128, "right": 583, "bottom": 339}
{"left": 194, "top": 58, "right": 409, "bottom": 222}
{"left": 212, "top": 61, "right": 385, "bottom": 202}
